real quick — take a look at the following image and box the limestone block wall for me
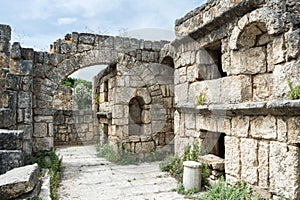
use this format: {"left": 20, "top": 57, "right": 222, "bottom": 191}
{"left": 94, "top": 51, "right": 175, "bottom": 154}
{"left": 174, "top": 0, "right": 300, "bottom": 199}
{"left": 53, "top": 110, "right": 99, "bottom": 146}
{"left": 53, "top": 85, "right": 73, "bottom": 110}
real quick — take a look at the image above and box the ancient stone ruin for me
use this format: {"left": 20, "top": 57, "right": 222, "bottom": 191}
{"left": 0, "top": 0, "right": 299, "bottom": 199}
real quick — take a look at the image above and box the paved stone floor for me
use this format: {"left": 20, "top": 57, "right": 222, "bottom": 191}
{"left": 57, "top": 145, "right": 186, "bottom": 200}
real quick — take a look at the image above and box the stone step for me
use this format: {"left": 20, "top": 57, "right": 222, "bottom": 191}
{"left": 0, "top": 164, "right": 40, "bottom": 200}
{"left": 0, "top": 129, "right": 23, "bottom": 150}
{"left": 0, "top": 150, "right": 24, "bottom": 175}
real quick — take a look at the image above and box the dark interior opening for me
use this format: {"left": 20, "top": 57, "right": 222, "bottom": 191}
{"left": 161, "top": 56, "right": 175, "bottom": 68}
{"left": 205, "top": 41, "right": 227, "bottom": 78}
{"left": 103, "top": 124, "right": 108, "bottom": 143}
{"left": 104, "top": 80, "right": 108, "bottom": 102}
{"left": 129, "top": 96, "right": 145, "bottom": 136}
{"left": 203, "top": 131, "right": 226, "bottom": 159}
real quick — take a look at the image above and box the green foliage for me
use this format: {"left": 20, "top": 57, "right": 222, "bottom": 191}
{"left": 287, "top": 79, "right": 300, "bottom": 100}
{"left": 33, "top": 151, "right": 62, "bottom": 200}
{"left": 177, "top": 182, "right": 197, "bottom": 196}
{"left": 196, "top": 92, "right": 206, "bottom": 106}
{"left": 61, "top": 77, "right": 93, "bottom": 109}
{"left": 159, "top": 155, "right": 184, "bottom": 181}
{"left": 62, "top": 77, "right": 76, "bottom": 88}
{"left": 198, "top": 178, "right": 264, "bottom": 200}
{"left": 159, "top": 141, "right": 209, "bottom": 186}
{"left": 96, "top": 144, "right": 166, "bottom": 165}
{"left": 94, "top": 95, "right": 101, "bottom": 105}
{"left": 33, "top": 197, "right": 43, "bottom": 200}
{"left": 73, "top": 80, "right": 92, "bottom": 110}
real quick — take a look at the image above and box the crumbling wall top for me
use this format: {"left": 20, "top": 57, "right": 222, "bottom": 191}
{"left": 175, "top": 0, "right": 265, "bottom": 38}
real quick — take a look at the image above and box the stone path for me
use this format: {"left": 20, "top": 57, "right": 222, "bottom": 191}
{"left": 57, "top": 145, "right": 186, "bottom": 200}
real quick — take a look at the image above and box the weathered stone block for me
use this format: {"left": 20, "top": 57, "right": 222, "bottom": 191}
{"left": 225, "top": 136, "right": 240, "bottom": 178}
{"left": 250, "top": 116, "right": 276, "bottom": 140}
{"left": 33, "top": 137, "right": 53, "bottom": 152}
{"left": 5, "top": 73, "right": 19, "bottom": 90}
{"left": 273, "top": 60, "right": 300, "bottom": 99}
{"left": 19, "top": 60, "right": 33, "bottom": 75}
{"left": 277, "top": 117, "right": 287, "bottom": 142}
{"left": 33, "top": 123, "right": 48, "bottom": 138}
{"left": 285, "top": 29, "right": 300, "bottom": 60}
{"left": 231, "top": 116, "right": 249, "bottom": 137}
{"left": 0, "top": 163, "right": 39, "bottom": 200}
{"left": 287, "top": 117, "right": 300, "bottom": 144}
{"left": 253, "top": 74, "right": 273, "bottom": 101}
{"left": 221, "top": 75, "right": 252, "bottom": 104}
{"left": 230, "top": 47, "right": 266, "bottom": 75}
{"left": 258, "top": 141, "right": 269, "bottom": 189}
{"left": 240, "top": 138, "right": 258, "bottom": 185}
{"left": 18, "top": 92, "right": 32, "bottom": 109}
{"left": 269, "top": 142, "right": 300, "bottom": 199}
{"left": 0, "top": 129, "right": 23, "bottom": 150}
{"left": 267, "top": 35, "right": 286, "bottom": 71}
{"left": 175, "top": 83, "right": 189, "bottom": 105}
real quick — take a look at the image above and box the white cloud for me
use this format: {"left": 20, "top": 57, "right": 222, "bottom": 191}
{"left": 57, "top": 17, "right": 77, "bottom": 25}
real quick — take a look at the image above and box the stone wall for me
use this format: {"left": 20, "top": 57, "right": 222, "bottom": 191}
{"left": 53, "top": 110, "right": 99, "bottom": 146}
{"left": 53, "top": 85, "right": 73, "bottom": 110}
{"left": 174, "top": 0, "right": 300, "bottom": 199}
{"left": 94, "top": 51, "right": 175, "bottom": 154}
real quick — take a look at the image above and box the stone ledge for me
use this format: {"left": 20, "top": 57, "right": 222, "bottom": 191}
{"left": 0, "top": 163, "right": 39, "bottom": 200}
{"left": 96, "top": 112, "right": 112, "bottom": 119}
{"left": 176, "top": 100, "right": 300, "bottom": 116}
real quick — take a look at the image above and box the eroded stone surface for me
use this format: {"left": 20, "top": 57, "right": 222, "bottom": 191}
{"left": 57, "top": 145, "right": 185, "bottom": 200}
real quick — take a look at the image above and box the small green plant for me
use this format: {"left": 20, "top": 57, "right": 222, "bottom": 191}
{"left": 176, "top": 182, "right": 197, "bottom": 198}
{"left": 159, "top": 141, "right": 209, "bottom": 186}
{"left": 196, "top": 92, "right": 206, "bottom": 106}
{"left": 287, "top": 79, "right": 300, "bottom": 100}
{"left": 94, "top": 95, "right": 101, "bottom": 105}
{"left": 33, "top": 151, "right": 62, "bottom": 200}
{"left": 198, "top": 178, "right": 264, "bottom": 200}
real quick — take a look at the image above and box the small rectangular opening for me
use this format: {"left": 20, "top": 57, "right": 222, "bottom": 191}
{"left": 205, "top": 41, "right": 227, "bottom": 78}
{"left": 104, "top": 81, "right": 108, "bottom": 102}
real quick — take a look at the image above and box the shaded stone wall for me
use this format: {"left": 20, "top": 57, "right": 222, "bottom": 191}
{"left": 174, "top": 0, "right": 300, "bottom": 199}
{"left": 53, "top": 110, "right": 99, "bottom": 146}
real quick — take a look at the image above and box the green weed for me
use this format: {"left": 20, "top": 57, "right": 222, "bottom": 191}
{"left": 33, "top": 151, "right": 62, "bottom": 200}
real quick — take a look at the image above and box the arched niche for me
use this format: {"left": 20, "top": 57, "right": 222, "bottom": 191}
{"left": 230, "top": 8, "right": 284, "bottom": 50}
{"left": 128, "top": 96, "right": 146, "bottom": 136}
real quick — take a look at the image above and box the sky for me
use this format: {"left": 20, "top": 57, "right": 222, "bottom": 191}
{"left": 0, "top": 0, "right": 205, "bottom": 80}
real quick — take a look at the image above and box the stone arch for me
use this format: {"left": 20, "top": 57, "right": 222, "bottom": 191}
{"left": 32, "top": 33, "right": 168, "bottom": 152}
{"left": 230, "top": 7, "right": 284, "bottom": 50}
{"left": 160, "top": 56, "right": 175, "bottom": 68}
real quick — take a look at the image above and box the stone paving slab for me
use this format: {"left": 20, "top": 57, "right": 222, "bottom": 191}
{"left": 57, "top": 145, "right": 186, "bottom": 200}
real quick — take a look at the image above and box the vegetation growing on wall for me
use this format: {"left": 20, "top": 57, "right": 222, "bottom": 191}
{"left": 287, "top": 79, "right": 300, "bottom": 100}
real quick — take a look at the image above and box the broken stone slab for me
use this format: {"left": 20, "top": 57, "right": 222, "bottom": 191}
{"left": 198, "top": 154, "right": 225, "bottom": 171}
{"left": 0, "top": 163, "right": 40, "bottom": 200}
